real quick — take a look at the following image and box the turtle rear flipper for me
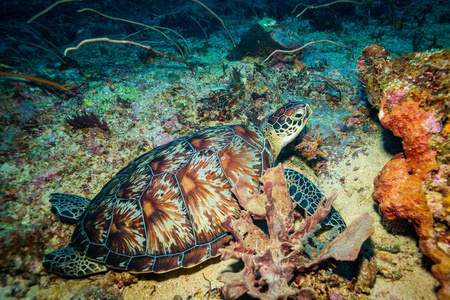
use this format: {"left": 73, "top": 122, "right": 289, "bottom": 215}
{"left": 284, "top": 169, "right": 347, "bottom": 236}
{"left": 49, "top": 193, "right": 91, "bottom": 224}
{"left": 43, "top": 246, "right": 108, "bottom": 278}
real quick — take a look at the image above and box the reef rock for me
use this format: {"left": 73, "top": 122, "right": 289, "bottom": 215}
{"left": 226, "top": 18, "right": 302, "bottom": 61}
{"left": 358, "top": 44, "right": 450, "bottom": 299}
{"left": 218, "top": 164, "right": 374, "bottom": 300}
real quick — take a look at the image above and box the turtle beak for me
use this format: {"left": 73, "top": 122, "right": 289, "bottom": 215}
{"left": 306, "top": 104, "right": 313, "bottom": 118}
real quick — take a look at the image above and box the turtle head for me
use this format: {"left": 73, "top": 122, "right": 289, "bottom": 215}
{"left": 260, "top": 101, "right": 312, "bottom": 161}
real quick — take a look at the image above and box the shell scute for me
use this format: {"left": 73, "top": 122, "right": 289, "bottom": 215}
{"left": 95, "top": 174, "right": 128, "bottom": 200}
{"left": 127, "top": 255, "right": 155, "bottom": 273}
{"left": 187, "top": 126, "right": 234, "bottom": 151}
{"left": 210, "top": 234, "right": 232, "bottom": 256}
{"left": 232, "top": 125, "right": 264, "bottom": 151}
{"left": 125, "top": 139, "right": 180, "bottom": 172}
{"left": 153, "top": 254, "right": 181, "bottom": 273}
{"left": 82, "top": 196, "right": 115, "bottom": 244}
{"left": 70, "top": 226, "right": 89, "bottom": 254}
{"left": 141, "top": 173, "right": 195, "bottom": 255}
{"left": 106, "top": 199, "right": 146, "bottom": 256}
{"left": 182, "top": 244, "right": 208, "bottom": 268}
{"left": 218, "top": 136, "right": 262, "bottom": 190}
{"left": 177, "top": 150, "right": 240, "bottom": 244}
{"left": 105, "top": 252, "right": 130, "bottom": 270}
{"left": 85, "top": 244, "right": 109, "bottom": 261}
{"left": 149, "top": 141, "right": 194, "bottom": 175}
{"left": 262, "top": 147, "right": 272, "bottom": 172}
{"left": 116, "top": 165, "right": 152, "bottom": 200}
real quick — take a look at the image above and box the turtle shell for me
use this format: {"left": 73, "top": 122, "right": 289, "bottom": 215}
{"left": 70, "top": 125, "right": 273, "bottom": 273}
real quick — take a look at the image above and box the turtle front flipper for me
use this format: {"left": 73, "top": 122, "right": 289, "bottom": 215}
{"left": 284, "top": 168, "right": 347, "bottom": 236}
{"left": 43, "top": 246, "right": 108, "bottom": 278}
{"left": 49, "top": 193, "right": 91, "bottom": 224}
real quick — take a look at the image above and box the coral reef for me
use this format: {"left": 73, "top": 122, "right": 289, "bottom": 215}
{"left": 219, "top": 164, "right": 374, "bottom": 300}
{"left": 1, "top": 0, "right": 448, "bottom": 296}
{"left": 357, "top": 44, "right": 450, "bottom": 299}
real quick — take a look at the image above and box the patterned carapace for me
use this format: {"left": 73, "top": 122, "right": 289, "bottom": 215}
{"left": 70, "top": 125, "right": 273, "bottom": 273}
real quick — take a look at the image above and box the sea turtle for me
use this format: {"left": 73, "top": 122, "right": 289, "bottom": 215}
{"left": 43, "top": 101, "right": 346, "bottom": 278}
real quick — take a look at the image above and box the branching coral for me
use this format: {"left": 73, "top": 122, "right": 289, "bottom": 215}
{"left": 219, "top": 164, "right": 374, "bottom": 300}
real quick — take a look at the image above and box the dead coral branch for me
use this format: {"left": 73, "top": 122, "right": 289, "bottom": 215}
{"left": 262, "top": 40, "right": 354, "bottom": 63}
{"left": 27, "top": 0, "right": 84, "bottom": 23}
{"left": 190, "top": 0, "right": 236, "bottom": 47}
{"left": 294, "top": 0, "right": 370, "bottom": 18}
{"left": 64, "top": 38, "right": 194, "bottom": 73}
{"left": 293, "top": 0, "right": 396, "bottom": 30}
{"left": 77, "top": 8, "right": 188, "bottom": 57}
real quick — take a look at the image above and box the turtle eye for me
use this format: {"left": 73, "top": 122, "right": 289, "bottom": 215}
{"left": 291, "top": 112, "right": 304, "bottom": 120}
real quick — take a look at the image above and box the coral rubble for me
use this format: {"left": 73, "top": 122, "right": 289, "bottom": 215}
{"left": 357, "top": 44, "right": 450, "bottom": 299}
{"left": 219, "top": 164, "right": 374, "bottom": 300}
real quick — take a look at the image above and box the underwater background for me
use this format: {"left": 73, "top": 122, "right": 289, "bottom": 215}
{"left": 0, "top": 0, "right": 449, "bottom": 299}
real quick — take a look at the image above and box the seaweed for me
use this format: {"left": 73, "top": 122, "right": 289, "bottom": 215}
{"left": 66, "top": 111, "right": 110, "bottom": 134}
